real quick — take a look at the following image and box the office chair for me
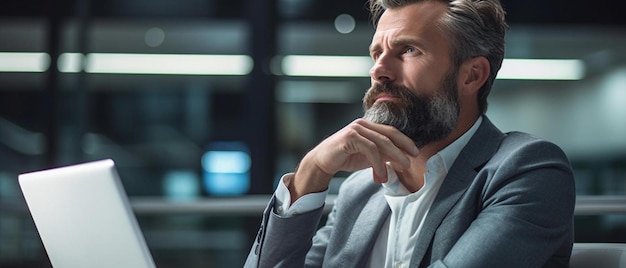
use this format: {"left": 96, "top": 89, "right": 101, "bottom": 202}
{"left": 570, "top": 243, "right": 626, "bottom": 268}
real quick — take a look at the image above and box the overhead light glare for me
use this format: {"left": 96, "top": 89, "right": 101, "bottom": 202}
{"left": 85, "top": 53, "right": 253, "bottom": 75}
{"left": 0, "top": 52, "right": 50, "bottom": 72}
{"left": 497, "top": 58, "right": 585, "bottom": 80}
{"left": 58, "top": 53, "right": 84, "bottom": 73}
{"left": 281, "top": 55, "right": 372, "bottom": 77}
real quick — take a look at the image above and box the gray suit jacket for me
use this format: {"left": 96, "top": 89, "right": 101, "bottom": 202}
{"left": 245, "top": 117, "right": 575, "bottom": 267}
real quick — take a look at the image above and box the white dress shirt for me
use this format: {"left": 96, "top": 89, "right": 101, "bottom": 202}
{"left": 275, "top": 117, "right": 483, "bottom": 267}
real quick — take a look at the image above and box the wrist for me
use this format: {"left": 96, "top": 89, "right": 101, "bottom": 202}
{"left": 288, "top": 158, "right": 332, "bottom": 203}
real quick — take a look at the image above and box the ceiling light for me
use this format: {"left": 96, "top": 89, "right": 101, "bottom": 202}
{"left": 497, "top": 59, "right": 585, "bottom": 80}
{"left": 281, "top": 55, "right": 372, "bottom": 77}
{"left": 0, "top": 52, "right": 50, "bottom": 72}
{"left": 85, "top": 53, "right": 253, "bottom": 75}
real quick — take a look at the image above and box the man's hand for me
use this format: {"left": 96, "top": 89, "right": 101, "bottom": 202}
{"left": 286, "top": 119, "right": 419, "bottom": 203}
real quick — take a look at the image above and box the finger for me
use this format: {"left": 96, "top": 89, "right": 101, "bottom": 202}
{"left": 345, "top": 133, "right": 388, "bottom": 181}
{"left": 350, "top": 120, "right": 414, "bottom": 169}
{"left": 356, "top": 119, "right": 419, "bottom": 156}
{"left": 373, "top": 169, "right": 388, "bottom": 184}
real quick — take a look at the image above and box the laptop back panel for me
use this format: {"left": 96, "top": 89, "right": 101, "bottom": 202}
{"left": 18, "top": 159, "right": 155, "bottom": 268}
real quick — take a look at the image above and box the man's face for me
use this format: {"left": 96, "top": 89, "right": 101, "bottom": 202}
{"left": 364, "top": 1, "right": 459, "bottom": 147}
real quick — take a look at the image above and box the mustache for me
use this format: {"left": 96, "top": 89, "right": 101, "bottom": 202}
{"left": 363, "top": 82, "right": 417, "bottom": 109}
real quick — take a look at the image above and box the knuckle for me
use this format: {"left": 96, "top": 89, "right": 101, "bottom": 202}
{"left": 363, "top": 139, "right": 377, "bottom": 150}
{"left": 343, "top": 128, "right": 359, "bottom": 139}
{"left": 379, "top": 135, "right": 392, "bottom": 145}
{"left": 353, "top": 118, "right": 366, "bottom": 124}
{"left": 353, "top": 118, "right": 369, "bottom": 126}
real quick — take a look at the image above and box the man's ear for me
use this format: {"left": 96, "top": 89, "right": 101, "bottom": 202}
{"left": 458, "top": 56, "right": 490, "bottom": 96}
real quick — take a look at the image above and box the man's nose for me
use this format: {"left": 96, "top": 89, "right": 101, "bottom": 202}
{"left": 369, "top": 56, "right": 396, "bottom": 83}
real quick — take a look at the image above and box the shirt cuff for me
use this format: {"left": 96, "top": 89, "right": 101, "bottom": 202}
{"left": 274, "top": 173, "right": 328, "bottom": 217}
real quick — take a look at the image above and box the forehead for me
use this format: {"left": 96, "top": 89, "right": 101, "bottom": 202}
{"left": 371, "top": 1, "right": 449, "bottom": 46}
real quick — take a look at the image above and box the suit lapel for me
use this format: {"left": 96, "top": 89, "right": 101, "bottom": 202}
{"left": 347, "top": 188, "right": 390, "bottom": 267}
{"left": 409, "top": 117, "right": 505, "bottom": 267}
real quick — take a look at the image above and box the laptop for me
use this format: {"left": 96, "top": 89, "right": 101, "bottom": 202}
{"left": 18, "top": 159, "right": 156, "bottom": 268}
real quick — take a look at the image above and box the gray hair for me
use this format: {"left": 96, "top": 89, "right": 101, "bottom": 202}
{"left": 368, "top": 0, "right": 507, "bottom": 114}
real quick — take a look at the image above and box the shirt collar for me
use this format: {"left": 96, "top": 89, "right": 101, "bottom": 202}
{"left": 436, "top": 116, "right": 483, "bottom": 172}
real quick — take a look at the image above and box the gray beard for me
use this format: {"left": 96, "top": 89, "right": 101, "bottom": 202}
{"left": 363, "top": 101, "right": 411, "bottom": 133}
{"left": 362, "top": 72, "right": 460, "bottom": 148}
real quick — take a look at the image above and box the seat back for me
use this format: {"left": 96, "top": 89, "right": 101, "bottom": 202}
{"left": 570, "top": 243, "right": 626, "bottom": 268}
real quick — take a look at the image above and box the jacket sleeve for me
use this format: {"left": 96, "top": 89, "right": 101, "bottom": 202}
{"left": 244, "top": 195, "right": 325, "bottom": 268}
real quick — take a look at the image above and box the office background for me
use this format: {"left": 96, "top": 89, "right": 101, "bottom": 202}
{"left": 1, "top": 0, "right": 625, "bottom": 267}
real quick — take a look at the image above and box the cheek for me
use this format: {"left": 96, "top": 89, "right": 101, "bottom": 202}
{"left": 404, "top": 70, "right": 435, "bottom": 94}
{"left": 406, "top": 62, "right": 448, "bottom": 92}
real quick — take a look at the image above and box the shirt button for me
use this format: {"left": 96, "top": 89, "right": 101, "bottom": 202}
{"left": 394, "top": 262, "right": 403, "bottom": 268}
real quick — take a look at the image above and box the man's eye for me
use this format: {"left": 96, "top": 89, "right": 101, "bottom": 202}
{"left": 404, "top": 47, "right": 416, "bottom": 54}
{"left": 371, "top": 52, "right": 381, "bottom": 60}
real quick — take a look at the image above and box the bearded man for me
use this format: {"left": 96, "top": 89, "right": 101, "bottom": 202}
{"left": 245, "top": 0, "right": 575, "bottom": 267}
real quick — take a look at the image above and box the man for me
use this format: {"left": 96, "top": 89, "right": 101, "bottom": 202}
{"left": 245, "top": 0, "right": 575, "bottom": 267}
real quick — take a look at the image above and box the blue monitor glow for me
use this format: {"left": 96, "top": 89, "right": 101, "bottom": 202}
{"left": 201, "top": 142, "right": 250, "bottom": 196}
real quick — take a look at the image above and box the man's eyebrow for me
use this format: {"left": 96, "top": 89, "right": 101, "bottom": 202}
{"left": 391, "top": 38, "right": 423, "bottom": 47}
{"left": 369, "top": 43, "right": 381, "bottom": 54}
{"left": 369, "top": 37, "right": 424, "bottom": 54}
